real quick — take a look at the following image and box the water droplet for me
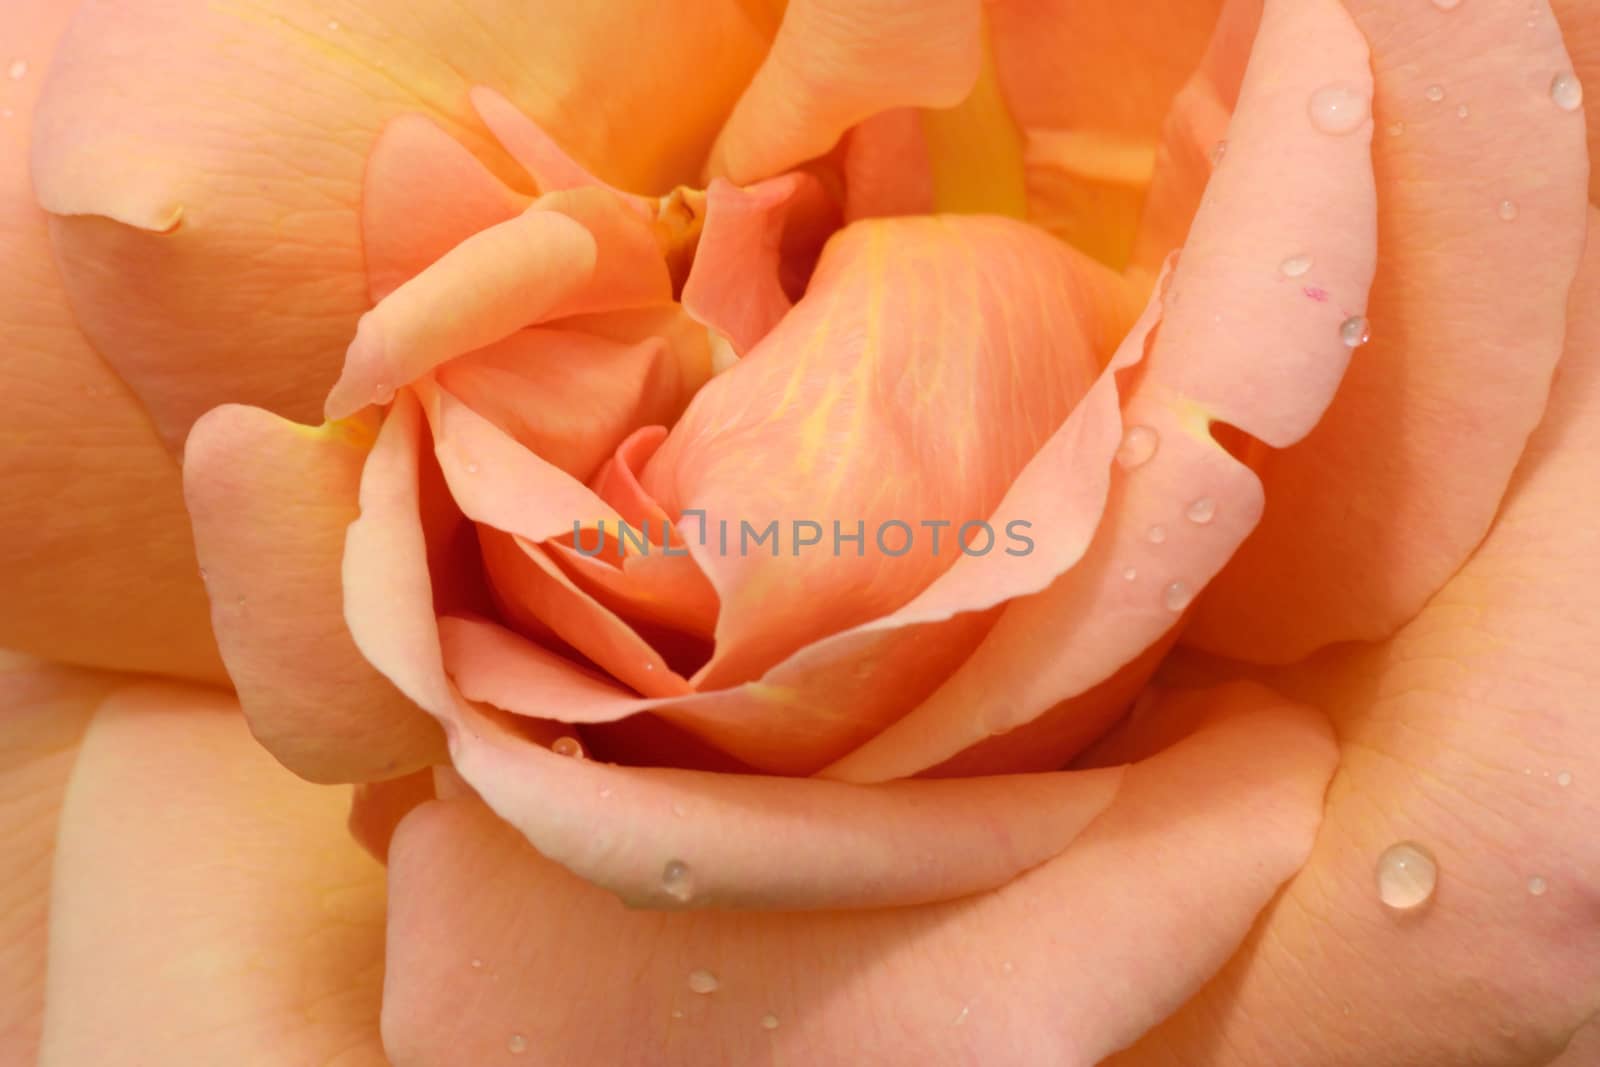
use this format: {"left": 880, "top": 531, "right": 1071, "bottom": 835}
{"left": 952, "top": 1004, "right": 970, "bottom": 1026}
{"left": 371, "top": 381, "right": 395, "bottom": 405}
{"left": 1122, "top": 567, "right": 1138, "bottom": 582}
{"left": 198, "top": 567, "right": 209, "bottom": 582}
{"left": 327, "top": 18, "right": 341, "bottom": 30}
{"left": 1001, "top": 961, "right": 1015, "bottom": 974}
{"left": 1163, "top": 581, "right": 1193, "bottom": 612}
{"left": 1557, "top": 771, "right": 1573, "bottom": 787}
{"left": 464, "top": 462, "right": 480, "bottom": 474}
{"left": 1375, "top": 841, "right": 1437, "bottom": 911}
{"left": 1308, "top": 82, "right": 1370, "bottom": 134}
{"left": 1550, "top": 71, "right": 1583, "bottom": 112}
{"left": 1498, "top": 199, "right": 1519, "bottom": 221}
{"left": 688, "top": 969, "right": 719, "bottom": 994}
{"left": 1208, "top": 139, "right": 1228, "bottom": 165}
{"left": 1146, "top": 524, "right": 1168, "bottom": 545}
{"left": 1116, "top": 425, "right": 1160, "bottom": 470}
{"left": 7, "top": 59, "right": 28, "bottom": 81}
{"left": 672, "top": 802, "right": 687, "bottom": 818}
{"left": 760, "top": 1013, "right": 780, "bottom": 1031}
{"left": 1387, "top": 120, "right": 1406, "bottom": 136}
{"left": 551, "top": 736, "right": 585, "bottom": 759}
{"left": 1340, "top": 315, "right": 1371, "bottom": 348}
{"left": 507, "top": 1034, "right": 528, "bottom": 1055}
{"left": 470, "top": 958, "right": 483, "bottom": 969}
{"left": 1185, "top": 497, "right": 1217, "bottom": 525}
{"left": 1431, "top": 0, "right": 1462, "bottom": 8}
{"left": 662, "top": 859, "right": 694, "bottom": 903}
{"left": 1528, "top": 876, "right": 1548, "bottom": 896}
{"left": 1279, "top": 254, "right": 1314, "bottom": 278}
{"left": 1425, "top": 84, "right": 1446, "bottom": 103}
{"left": 598, "top": 786, "right": 613, "bottom": 799}
{"left": 643, "top": 662, "right": 656, "bottom": 671}
{"left": 1456, "top": 103, "right": 1471, "bottom": 119}
{"left": 670, "top": 1009, "right": 685, "bottom": 1019}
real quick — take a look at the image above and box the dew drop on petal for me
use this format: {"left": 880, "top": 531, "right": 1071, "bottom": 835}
{"left": 662, "top": 859, "right": 695, "bottom": 903}
{"left": 1456, "top": 103, "right": 1470, "bottom": 119}
{"left": 760, "top": 1014, "right": 780, "bottom": 1031}
{"left": 1528, "top": 876, "right": 1548, "bottom": 896}
{"left": 1557, "top": 771, "right": 1573, "bottom": 787}
{"left": 671, "top": 1009, "right": 685, "bottom": 1020}
{"left": 1185, "top": 497, "right": 1217, "bottom": 525}
{"left": 551, "top": 736, "right": 585, "bottom": 759}
{"left": 1550, "top": 71, "right": 1583, "bottom": 112}
{"left": 371, "top": 381, "right": 395, "bottom": 405}
{"left": 688, "top": 969, "right": 720, "bottom": 994}
{"left": 1387, "top": 120, "right": 1406, "bottom": 136}
{"left": 7, "top": 59, "right": 27, "bottom": 81}
{"left": 507, "top": 1034, "right": 528, "bottom": 1055}
{"left": 1431, "top": 0, "right": 1461, "bottom": 9}
{"left": 1279, "top": 254, "right": 1313, "bottom": 278}
{"left": 1375, "top": 841, "right": 1437, "bottom": 911}
{"left": 327, "top": 18, "right": 341, "bottom": 30}
{"left": 1308, "top": 82, "right": 1370, "bottom": 134}
{"left": 1146, "top": 524, "right": 1168, "bottom": 545}
{"left": 1498, "top": 199, "right": 1519, "bottom": 221}
{"left": 1209, "top": 139, "right": 1228, "bottom": 166}
{"left": 1340, "top": 315, "right": 1371, "bottom": 348}
{"left": 1122, "top": 567, "right": 1138, "bottom": 582}
{"left": 1162, "top": 581, "right": 1193, "bottom": 612}
{"left": 952, "top": 1004, "right": 970, "bottom": 1026}
{"left": 1424, "top": 84, "right": 1446, "bottom": 103}
{"left": 470, "top": 958, "right": 483, "bottom": 970}
{"left": 1116, "top": 425, "right": 1160, "bottom": 470}
{"left": 465, "top": 462, "right": 480, "bottom": 474}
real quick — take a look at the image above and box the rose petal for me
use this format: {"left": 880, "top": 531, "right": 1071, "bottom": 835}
{"left": 38, "top": 685, "right": 387, "bottom": 1065}
{"left": 707, "top": 0, "right": 984, "bottom": 183}
{"left": 0, "top": 0, "right": 221, "bottom": 682}
{"left": 29, "top": 0, "right": 771, "bottom": 447}
{"left": 183, "top": 403, "right": 446, "bottom": 783}
{"left": 1184, "top": 0, "right": 1590, "bottom": 662}
{"left": 350, "top": 769, "right": 437, "bottom": 865}
{"left": 0, "top": 654, "right": 110, "bottom": 1064}
{"left": 1550, "top": 0, "right": 1599, "bottom": 203}
{"left": 1111, "top": 204, "right": 1600, "bottom": 1067}
{"left": 823, "top": 0, "right": 1377, "bottom": 782}
{"left": 382, "top": 683, "right": 1334, "bottom": 1063}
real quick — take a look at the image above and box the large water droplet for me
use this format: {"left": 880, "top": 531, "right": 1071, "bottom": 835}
{"left": 688, "top": 969, "right": 719, "bottom": 994}
{"left": 1162, "top": 581, "right": 1193, "bottom": 612}
{"left": 1425, "top": 84, "right": 1446, "bottom": 103}
{"left": 1498, "top": 199, "right": 1519, "bottom": 222}
{"left": 662, "top": 859, "right": 694, "bottom": 903}
{"left": 1550, "top": 71, "right": 1583, "bottom": 112}
{"left": 507, "top": 1034, "right": 528, "bottom": 1055}
{"left": 1308, "top": 83, "right": 1369, "bottom": 134}
{"left": 1186, "top": 497, "right": 1217, "bottom": 525}
{"left": 760, "top": 1014, "right": 780, "bottom": 1031}
{"left": 1376, "top": 841, "right": 1437, "bottom": 911}
{"left": 1528, "top": 875, "right": 1548, "bottom": 896}
{"left": 1340, "top": 315, "right": 1371, "bottom": 348}
{"left": 1146, "top": 524, "right": 1168, "bottom": 545}
{"left": 551, "top": 736, "right": 585, "bottom": 759}
{"left": 1116, "top": 425, "right": 1159, "bottom": 470}
{"left": 1279, "top": 254, "right": 1314, "bottom": 278}
{"left": 7, "top": 59, "right": 27, "bottom": 81}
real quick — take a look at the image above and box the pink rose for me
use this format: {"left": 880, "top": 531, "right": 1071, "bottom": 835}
{"left": 2, "top": 1, "right": 1597, "bottom": 1064}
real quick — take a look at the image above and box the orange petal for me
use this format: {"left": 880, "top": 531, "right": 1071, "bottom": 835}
{"left": 29, "top": 0, "right": 771, "bottom": 448}
{"left": 1550, "top": 0, "right": 1599, "bottom": 203}
{"left": 1184, "top": 0, "right": 1591, "bottom": 662}
{"left": 0, "top": 655, "right": 111, "bottom": 1065}
{"left": 988, "top": 0, "right": 1225, "bottom": 266}
{"left": 824, "top": 0, "right": 1378, "bottom": 782}
{"left": 183, "top": 404, "right": 446, "bottom": 783}
{"left": 842, "top": 107, "right": 937, "bottom": 220}
{"left": 0, "top": 0, "right": 222, "bottom": 683}
{"left": 382, "top": 684, "right": 1334, "bottom": 1063}
{"left": 643, "top": 216, "right": 1119, "bottom": 689}
{"left": 1112, "top": 204, "right": 1600, "bottom": 1067}
{"left": 707, "top": 0, "right": 984, "bottom": 183}
{"left": 349, "top": 769, "right": 436, "bottom": 864}
{"left": 38, "top": 685, "right": 387, "bottom": 1064}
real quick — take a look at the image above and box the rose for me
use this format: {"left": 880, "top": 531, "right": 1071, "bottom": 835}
{"left": 3, "top": 1, "right": 1598, "bottom": 1066}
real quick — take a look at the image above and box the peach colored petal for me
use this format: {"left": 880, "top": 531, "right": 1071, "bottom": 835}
{"left": 842, "top": 107, "right": 937, "bottom": 220}
{"left": 1550, "top": 0, "right": 1599, "bottom": 203}
{"left": 0, "top": 654, "right": 111, "bottom": 1065}
{"left": 382, "top": 684, "right": 1334, "bottom": 1063}
{"left": 823, "top": 0, "right": 1377, "bottom": 783}
{"left": 0, "top": 0, "right": 221, "bottom": 683}
{"left": 38, "top": 685, "right": 388, "bottom": 1066}
{"left": 681, "top": 174, "right": 838, "bottom": 357}
{"left": 644, "top": 216, "right": 1118, "bottom": 689}
{"left": 1184, "top": 0, "right": 1590, "bottom": 662}
{"left": 362, "top": 113, "right": 529, "bottom": 303}
{"left": 1111, "top": 205, "right": 1600, "bottom": 1067}
{"left": 350, "top": 769, "right": 436, "bottom": 864}
{"left": 707, "top": 0, "right": 984, "bottom": 183}
{"left": 183, "top": 403, "right": 446, "bottom": 783}
{"left": 28, "top": 1, "right": 771, "bottom": 449}
{"left": 988, "top": 0, "right": 1224, "bottom": 266}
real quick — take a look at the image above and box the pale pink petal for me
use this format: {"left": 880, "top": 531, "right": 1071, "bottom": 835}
{"left": 184, "top": 404, "right": 446, "bottom": 783}
{"left": 38, "top": 685, "right": 387, "bottom": 1065}
{"left": 383, "top": 684, "right": 1335, "bottom": 1063}
{"left": 1184, "top": 0, "right": 1590, "bottom": 662}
